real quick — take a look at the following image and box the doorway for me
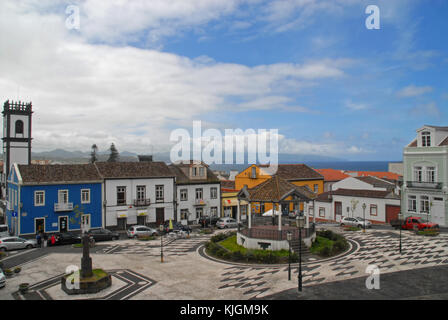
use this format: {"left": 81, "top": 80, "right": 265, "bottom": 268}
{"left": 35, "top": 218, "right": 45, "bottom": 234}
{"left": 137, "top": 215, "right": 147, "bottom": 226}
{"left": 334, "top": 202, "right": 342, "bottom": 222}
{"left": 59, "top": 216, "right": 68, "bottom": 233}
{"left": 156, "top": 208, "right": 165, "bottom": 225}
{"left": 117, "top": 217, "right": 127, "bottom": 230}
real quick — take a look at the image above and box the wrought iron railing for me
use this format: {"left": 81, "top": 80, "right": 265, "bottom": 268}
{"left": 239, "top": 224, "right": 315, "bottom": 241}
{"left": 133, "top": 199, "right": 151, "bottom": 206}
{"left": 54, "top": 202, "right": 74, "bottom": 212}
{"left": 407, "top": 181, "right": 443, "bottom": 189}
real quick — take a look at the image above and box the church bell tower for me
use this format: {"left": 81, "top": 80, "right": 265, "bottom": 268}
{"left": 2, "top": 100, "right": 33, "bottom": 192}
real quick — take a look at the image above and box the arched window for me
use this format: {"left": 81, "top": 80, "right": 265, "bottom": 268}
{"left": 15, "top": 120, "right": 24, "bottom": 135}
{"left": 16, "top": 120, "right": 23, "bottom": 134}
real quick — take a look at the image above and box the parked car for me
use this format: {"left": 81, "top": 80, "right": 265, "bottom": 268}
{"left": 0, "top": 225, "right": 9, "bottom": 238}
{"left": 216, "top": 217, "right": 238, "bottom": 229}
{"left": 127, "top": 225, "right": 159, "bottom": 238}
{"left": 48, "top": 232, "right": 82, "bottom": 246}
{"left": 390, "top": 216, "right": 439, "bottom": 231}
{"left": 87, "top": 229, "right": 120, "bottom": 242}
{"left": 198, "top": 216, "right": 220, "bottom": 228}
{"left": 163, "top": 221, "right": 192, "bottom": 233}
{"left": 0, "top": 237, "right": 37, "bottom": 252}
{"left": 340, "top": 217, "right": 372, "bottom": 229}
{"left": 0, "top": 269, "right": 5, "bottom": 288}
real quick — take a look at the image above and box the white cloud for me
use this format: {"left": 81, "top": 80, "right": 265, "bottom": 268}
{"left": 0, "top": 1, "right": 350, "bottom": 153}
{"left": 345, "top": 100, "right": 367, "bottom": 111}
{"left": 410, "top": 102, "right": 441, "bottom": 117}
{"left": 397, "top": 85, "right": 433, "bottom": 98}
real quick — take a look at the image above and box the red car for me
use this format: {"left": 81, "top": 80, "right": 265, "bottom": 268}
{"left": 391, "top": 216, "right": 439, "bottom": 230}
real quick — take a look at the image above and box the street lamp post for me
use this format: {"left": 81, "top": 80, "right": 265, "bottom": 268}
{"left": 398, "top": 212, "right": 403, "bottom": 254}
{"left": 296, "top": 215, "right": 305, "bottom": 292}
{"left": 159, "top": 224, "right": 164, "bottom": 263}
{"left": 362, "top": 203, "right": 366, "bottom": 233}
{"left": 287, "top": 231, "right": 292, "bottom": 281}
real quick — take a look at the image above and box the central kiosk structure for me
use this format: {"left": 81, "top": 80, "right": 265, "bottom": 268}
{"left": 236, "top": 175, "right": 317, "bottom": 251}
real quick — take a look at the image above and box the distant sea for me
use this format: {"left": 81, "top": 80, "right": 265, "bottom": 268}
{"left": 210, "top": 161, "right": 399, "bottom": 173}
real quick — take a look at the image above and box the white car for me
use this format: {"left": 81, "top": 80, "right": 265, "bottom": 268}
{"left": 340, "top": 217, "right": 372, "bottom": 229}
{"left": 0, "top": 237, "right": 37, "bottom": 252}
{"left": 216, "top": 218, "right": 238, "bottom": 229}
{"left": 0, "top": 269, "right": 6, "bottom": 288}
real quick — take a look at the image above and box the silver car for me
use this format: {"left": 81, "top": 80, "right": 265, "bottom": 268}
{"left": 0, "top": 269, "right": 5, "bottom": 288}
{"left": 216, "top": 217, "right": 238, "bottom": 229}
{"left": 340, "top": 217, "right": 372, "bottom": 229}
{"left": 0, "top": 237, "right": 37, "bottom": 251}
{"left": 127, "top": 225, "right": 159, "bottom": 238}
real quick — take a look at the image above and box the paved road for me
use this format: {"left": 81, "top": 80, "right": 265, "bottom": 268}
{"left": 256, "top": 263, "right": 448, "bottom": 300}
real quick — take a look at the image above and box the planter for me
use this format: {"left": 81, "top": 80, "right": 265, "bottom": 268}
{"left": 14, "top": 267, "right": 21, "bottom": 274}
{"left": 4, "top": 270, "right": 13, "bottom": 278}
{"left": 19, "top": 283, "right": 29, "bottom": 294}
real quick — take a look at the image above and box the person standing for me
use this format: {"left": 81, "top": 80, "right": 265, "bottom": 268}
{"left": 50, "top": 234, "right": 56, "bottom": 246}
{"left": 36, "top": 233, "right": 42, "bottom": 248}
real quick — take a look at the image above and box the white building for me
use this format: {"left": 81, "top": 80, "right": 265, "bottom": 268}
{"left": 402, "top": 125, "right": 448, "bottom": 227}
{"left": 310, "top": 176, "right": 401, "bottom": 224}
{"left": 95, "top": 161, "right": 176, "bottom": 230}
{"left": 169, "top": 161, "right": 221, "bottom": 225}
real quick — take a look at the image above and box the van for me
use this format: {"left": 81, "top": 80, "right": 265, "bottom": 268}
{"left": 0, "top": 225, "right": 9, "bottom": 238}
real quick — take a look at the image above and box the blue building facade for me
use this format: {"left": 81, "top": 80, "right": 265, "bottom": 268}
{"left": 6, "top": 164, "right": 103, "bottom": 236}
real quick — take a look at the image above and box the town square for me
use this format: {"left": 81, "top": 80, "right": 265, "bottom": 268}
{"left": 0, "top": 0, "right": 447, "bottom": 310}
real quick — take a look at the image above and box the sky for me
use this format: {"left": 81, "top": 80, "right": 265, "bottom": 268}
{"left": 0, "top": 0, "right": 447, "bottom": 161}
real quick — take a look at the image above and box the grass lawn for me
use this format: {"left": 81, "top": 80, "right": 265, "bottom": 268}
{"left": 219, "top": 235, "right": 291, "bottom": 258}
{"left": 310, "top": 236, "right": 333, "bottom": 254}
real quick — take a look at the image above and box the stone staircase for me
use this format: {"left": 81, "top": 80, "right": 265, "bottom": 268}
{"left": 290, "top": 239, "right": 312, "bottom": 258}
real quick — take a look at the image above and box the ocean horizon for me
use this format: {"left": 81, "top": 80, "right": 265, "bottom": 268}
{"left": 210, "top": 161, "right": 401, "bottom": 173}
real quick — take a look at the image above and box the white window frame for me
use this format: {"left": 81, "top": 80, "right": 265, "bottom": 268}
{"left": 210, "top": 187, "right": 217, "bottom": 199}
{"left": 81, "top": 189, "right": 91, "bottom": 204}
{"left": 420, "top": 196, "right": 430, "bottom": 213}
{"left": 426, "top": 166, "right": 436, "bottom": 183}
{"left": 370, "top": 204, "right": 378, "bottom": 217}
{"left": 319, "top": 207, "right": 325, "bottom": 218}
{"left": 180, "top": 189, "right": 188, "bottom": 201}
{"left": 422, "top": 131, "right": 431, "bottom": 147}
{"left": 156, "top": 185, "right": 164, "bottom": 202}
{"left": 408, "top": 195, "right": 417, "bottom": 212}
{"left": 210, "top": 207, "right": 218, "bottom": 217}
{"left": 136, "top": 185, "right": 146, "bottom": 201}
{"left": 34, "top": 190, "right": 45, "bottom": 207}
{"left": 58, "top": 189, "right": 69, "bottom": 204}
{"left": 414, "top": 166, "right": 423, "bottom": 182}
{"left": 196, "top": 188, "right": 203, "bottom": 200}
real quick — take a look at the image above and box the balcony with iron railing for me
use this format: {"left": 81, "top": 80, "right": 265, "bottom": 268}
{"left": 406, "top": 181, "right": 443, "bottom": 189}
{"left": 194, "top": 199, "right": 206, "bottom": 206}
{"left": 54, "top": 202, "right": 74, "bottom": 212}
{"left": 133, "top": 198, "right": 151, "bottom": 206}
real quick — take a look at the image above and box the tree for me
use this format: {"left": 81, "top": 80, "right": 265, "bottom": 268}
{"left": 350, "top": 199, "right": 359, "bottom": 218}
{"left": 107, "top": 143, "right": 119, "bottom": 162}
{"left": 90, "top": 144, "right": 98, "bottom": 163}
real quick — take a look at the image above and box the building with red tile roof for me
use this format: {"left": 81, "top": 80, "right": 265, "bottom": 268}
{"left": 315, "top": 168, "right": 350, "bottom": 192}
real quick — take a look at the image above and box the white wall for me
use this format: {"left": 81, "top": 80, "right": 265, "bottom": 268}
{"left": 104, "top": 177, "right": 175, "bottom": 227}
{"left": 176, "top": 183, "right": 221, "bottom": 225}
{"left": 332, "top": 177, "right": 386, "bottom": 191}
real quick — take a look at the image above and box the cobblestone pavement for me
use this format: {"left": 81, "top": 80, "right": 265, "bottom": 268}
{"left": 0, "top": 228, "right": 447, "bottom": 300}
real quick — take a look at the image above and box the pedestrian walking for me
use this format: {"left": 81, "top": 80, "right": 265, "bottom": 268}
{"left": 43, "top": 233, "right": 48, "bottom": 247}
{"left": 36, "top": 233, "right": 42, "bottom": 248}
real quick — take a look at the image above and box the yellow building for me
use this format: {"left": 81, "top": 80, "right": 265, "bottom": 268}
{"left": 221, "top": 180, "right": 248, "bottom": 218}
{"left": 235, "top": 164, "right": 324, "bottom": 214}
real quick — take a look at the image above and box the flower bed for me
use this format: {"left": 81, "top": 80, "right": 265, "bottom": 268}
{"left": 205, "top": 233, "right": 298, "bottom": 264}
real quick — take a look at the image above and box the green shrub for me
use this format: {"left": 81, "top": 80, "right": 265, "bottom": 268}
{"left": 320, "top": 246, "right": 332, "bottom": 257}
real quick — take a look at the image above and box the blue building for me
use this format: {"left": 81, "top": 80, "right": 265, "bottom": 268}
{"left": 6, "top": 163, "right": 103, "bottom": 236}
